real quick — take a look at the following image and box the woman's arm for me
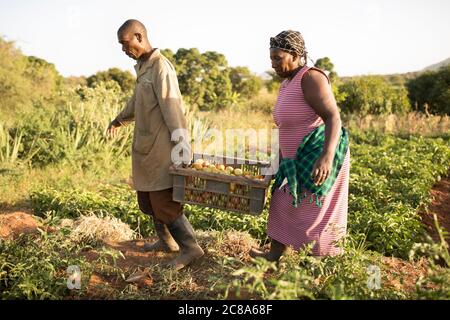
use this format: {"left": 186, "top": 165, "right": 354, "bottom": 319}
{"left": 302, "top": 69, "right": 342, "bottom": 186}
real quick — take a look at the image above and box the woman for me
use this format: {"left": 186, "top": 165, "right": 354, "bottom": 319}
{"left": 250, "top": 30, "right": 350, "bottom": 261}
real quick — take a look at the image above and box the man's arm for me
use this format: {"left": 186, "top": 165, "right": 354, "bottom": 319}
{"left": 107, "top": 91, "right": 136, "bottom": 138}
{"left": 154, "top": 63, "right": 191, "bottom": 163}
{"left": 154, "top": 68, "right": 187, "bottom": 134}
{"left": 154, "top": 65, "right": 189, "bottom": 137}
{"left": 115, "top": 90, "right": 137, "bottom": 126}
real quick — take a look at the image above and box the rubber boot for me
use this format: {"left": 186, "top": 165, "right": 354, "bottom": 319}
{"left": 166, "top": 214, "right": 204, "bottom": 271}
{"left": 143, "top": 218, "right": 179, "bottom": 253}
{"left": 249, "top": 238, "right": 286, "bottom": 262}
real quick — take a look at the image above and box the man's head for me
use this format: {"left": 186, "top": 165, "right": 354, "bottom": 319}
{"left": 117, "top": 19, "right": 151, "bottom": 60}
{"left": 269, "top": 30, "right": 307, "bottom": 78}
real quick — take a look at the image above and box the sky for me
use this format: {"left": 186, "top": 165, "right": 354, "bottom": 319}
{"left": 0, "top": 0, "right": 449, "bottom": 78}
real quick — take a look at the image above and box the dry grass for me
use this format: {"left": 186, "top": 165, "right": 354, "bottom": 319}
{"left": 192, "top": 101, "right": 449, "bottom": 159}
{"left": 342, "top": 112, "right": 450, "bottom": 136}
{"left": 80, "top": 229, "right": 262, "bottom": 299}
{"left": 197, "top": 109, "right": 274, "bottom": 131}
{"left": 207, "top": 230, "right": 260, "bottom": 262}
{"left": 195, "top": 89, "right": 449, "bottom": 137}
{"left": 195, "top": 89, "right": 276, "bottom": 131}
{"left": 199, "top": 108, "right": 449, "bottom": 137}
{"left": 67, "top": 213, "right": 137, "bottom": 245}
{"left": 238, "top": 89, "right": 278, "bottom": 115}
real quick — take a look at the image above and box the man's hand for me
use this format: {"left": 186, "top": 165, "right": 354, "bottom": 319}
{"left": 106, "top": 119, "right": 121, "bottom": 139}
{"left": 311, "top": 152, "right": 334, "bottom": 186}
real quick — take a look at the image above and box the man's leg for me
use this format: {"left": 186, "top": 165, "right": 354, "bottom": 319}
{"left": 137, "top": 191, "right": 179, "bottom": 252}
{"left": 149, "top": 189, "right": 204, "bottom": 270}
{"left": 165, "top": 214, "right": 205, "bottom": 271}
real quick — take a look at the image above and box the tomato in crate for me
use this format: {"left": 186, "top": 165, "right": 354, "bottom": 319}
{"left": 170, "top": 153, "right": 272, "bottom": 215}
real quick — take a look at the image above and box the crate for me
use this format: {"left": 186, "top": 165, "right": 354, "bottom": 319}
{"left": 169, "top": 153, "right": 272, "bottom": 215}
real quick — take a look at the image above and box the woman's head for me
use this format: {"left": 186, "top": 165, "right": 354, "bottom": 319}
{"left": 270, "top": 30, "right": 307, "bottom": 78}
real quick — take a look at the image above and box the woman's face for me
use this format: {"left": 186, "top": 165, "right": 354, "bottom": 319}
{"left": 270, "top": 48, "right": 299, "bottom": 78}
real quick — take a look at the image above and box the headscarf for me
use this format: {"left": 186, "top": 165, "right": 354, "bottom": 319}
{"left": 270, "top": 30, "right": 308, "bottom": 59}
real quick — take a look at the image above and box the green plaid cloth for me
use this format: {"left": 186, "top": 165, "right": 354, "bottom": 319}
{"left": 272, "top": 125, "right": 349, "bottom": 208}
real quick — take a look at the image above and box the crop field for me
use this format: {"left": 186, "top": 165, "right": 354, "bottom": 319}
{"left": 1, "top": 97, "right": 449, "bottom": 299}
{"left": 1, "top": 35, "right": 449, "bottom": 301}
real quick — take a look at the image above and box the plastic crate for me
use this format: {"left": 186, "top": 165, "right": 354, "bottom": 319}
{"left": 169, "top": 154, "right": 272, "bottom": 215}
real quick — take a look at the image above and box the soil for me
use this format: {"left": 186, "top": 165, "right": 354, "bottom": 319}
{"left": 419, "top": 174, "right": 450, "bottom": 246}
{"left": 0, "top": 209, "right": 40, "bottom": 239}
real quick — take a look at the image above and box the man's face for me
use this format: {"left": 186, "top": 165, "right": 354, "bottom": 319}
{"left": 270, "top": 48, "right": 298, "bottom": 78}
{"left": 118, "top": 31, "right": 142, "bottom": 60}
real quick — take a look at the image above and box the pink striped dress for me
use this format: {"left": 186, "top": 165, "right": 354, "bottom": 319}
{"left": 268, "top": 66, "right": 350, "bottom": 256}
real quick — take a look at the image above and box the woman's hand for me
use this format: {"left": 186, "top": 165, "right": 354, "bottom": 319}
{"left": 311, "top": 153, "right": 333, "bottom": 186}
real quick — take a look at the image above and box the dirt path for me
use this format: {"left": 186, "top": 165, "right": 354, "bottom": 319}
{"left": 419, "top": 173, "right": 450, "bottom": 246}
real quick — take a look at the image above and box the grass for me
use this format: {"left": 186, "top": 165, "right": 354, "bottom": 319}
{"left": 68, "top": 213, "right": 137, "bottom": 245}
{"left": 0, "top": 157, "right": 131, "bottom": 210}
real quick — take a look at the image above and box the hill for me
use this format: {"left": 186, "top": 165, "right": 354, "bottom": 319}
{"left": 422, "top": 57, "right": 450, "bottom": 72}
{"left": 340, "top": 57, "right": 450, "bottom": 86}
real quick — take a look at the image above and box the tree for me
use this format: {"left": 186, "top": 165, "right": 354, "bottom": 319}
{"left": 406, "top": 66, "right": 450, "bottom": 115}
{"left": 65, "top": 76, "right": 87, "bottom": 88}
{"left": 0, "top": 37, "right": 29, "bottom": 113}
{"left": 25, "top": 56, "right": 63, "bottom": 96}
{"left": 265, "top": 70, "right": 282, "bottom": 93}
{"left": 86, "top": 68, "right": 135, "bottom": 93}
{"left": 172, "top": 48, "right": 207, "bottom": 108}
{"left": 160, "top": 48, "right": 176, "bottom": 65}
{"left": 0, "top": 37, "right": 62, "bottom": 120}
{"left": 314, "top": 57, "right": 348, "bottom": 106}
{"left": 201, "top": 51, "right": 236, "bottom": 111}
{"left": 162, "top": 48, "right": 237, "bottom": 111}
{"left": 315, "top": 57, "right": 338, "bottom": 82}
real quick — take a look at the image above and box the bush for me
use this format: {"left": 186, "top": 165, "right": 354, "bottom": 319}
{"left": 339, "top": 76, "right": 411, "bottom": 115}
{"left": 229, "top": 66, "right": 263, "bottom": 100}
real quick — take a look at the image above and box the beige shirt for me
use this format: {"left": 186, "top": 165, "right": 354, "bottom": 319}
{"left": 115, "top": 49, "right": 188, "bottom": 191}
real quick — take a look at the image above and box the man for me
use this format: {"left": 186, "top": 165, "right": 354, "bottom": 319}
{"left": 107, "top": 19, "right": 204, "bottom": 271}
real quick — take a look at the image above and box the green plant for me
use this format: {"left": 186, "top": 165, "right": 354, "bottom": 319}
{"left": 0, "top": 229, "right": 91, "bottom": 299}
